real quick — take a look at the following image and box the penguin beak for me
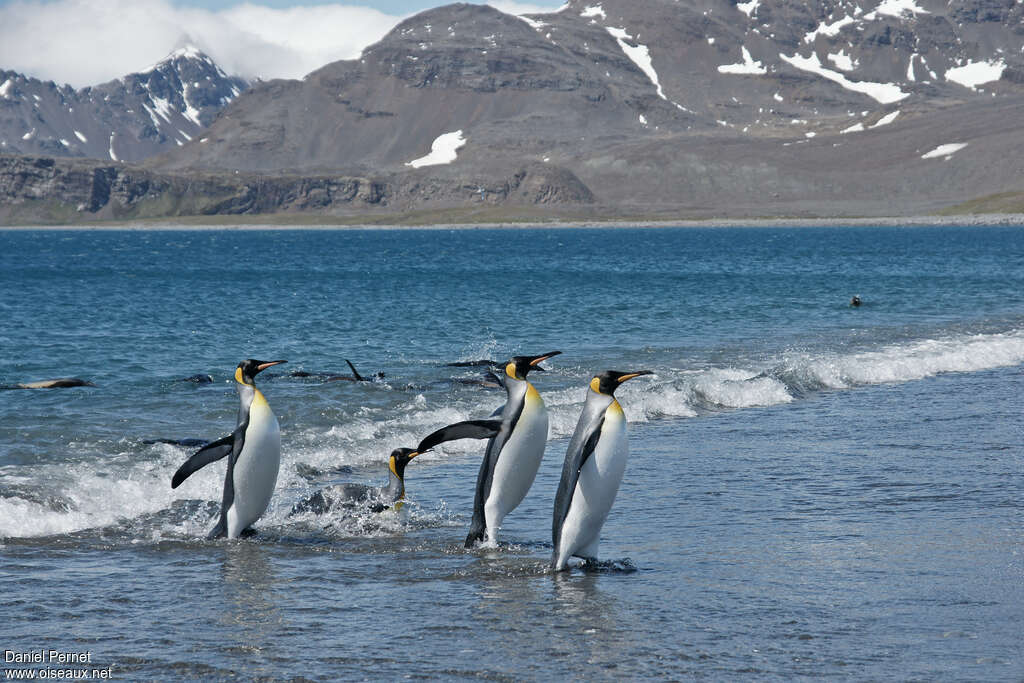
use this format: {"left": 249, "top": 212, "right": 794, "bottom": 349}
{"left": 527, "top": 351, "right": 562, "bottom": 372}
{"left": 255, "top": 360, "right": 288, "bottom": 373}
{"left": 616, "top": 370, "right": 653, "bottom": 385}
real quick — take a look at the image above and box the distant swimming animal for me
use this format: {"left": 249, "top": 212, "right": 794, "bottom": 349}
{"left": 171, "top": 358, "right": 287, "bottom": 539}
{"left": 450, "top": 370, "right": 505, "bottom": 390}
{"left": 177, "top": 374, "right": 214, "bottom": 384}
{"left": 144, "top": 438, "right": 211, "bottom": 448}
{"left": 551, "top": 370, "right": 652, "bottom": 571}
{"left": 3, "top": 378, "right": 96, "bottom": 390}
{"left": 850, "top": 295, "right": 862, "bottom": 307}
{"left": 289, "top": 448, "right": 421, "bottom": 515}
{"left": 418, "top": 351, "right": 561, "bottom": 547}
{"left": 286, "top": 360, "right": 383, "bottom": 383}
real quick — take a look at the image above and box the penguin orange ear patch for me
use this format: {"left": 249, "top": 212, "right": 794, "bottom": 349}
{"left": 589, "top": 376, "right": 602, "bottom": 393}
{"left": 505, "top": 362, "right": 518, "bottom": 378}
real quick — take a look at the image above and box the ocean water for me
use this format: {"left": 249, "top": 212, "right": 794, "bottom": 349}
{"left": 0, "top": 225, "right": 1021, "bottom": 681}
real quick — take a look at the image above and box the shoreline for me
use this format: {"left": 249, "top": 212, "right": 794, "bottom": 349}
{"left": 3, "top": 212, "right": 1024, "bottom": 231}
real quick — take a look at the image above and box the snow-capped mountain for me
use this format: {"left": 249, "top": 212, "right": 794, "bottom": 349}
{"left": 0, "top": 46, "right": 247, "bottom": 163}
{"left": 157, "top": 0, "right": 1024, "bottom": 175}
{"left": 3, "top": 1, "right": 1024, "bottom": 223}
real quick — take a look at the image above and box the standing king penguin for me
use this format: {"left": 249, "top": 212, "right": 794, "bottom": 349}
{"left": 171, "top": 358, "right": 287, "bottom": 539}
{"left": 551, "top": 370, "right": 652, "bottom": 571}
{"left": 418, "top": 351, "right": 561, "bottom": 547}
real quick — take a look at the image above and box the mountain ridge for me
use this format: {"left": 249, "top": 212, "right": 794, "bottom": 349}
{"left": 0, "top": 46, "right": 247, "bottom": 163}
{"left": 3, "top": 0, "right": 1024, "bottom": 224}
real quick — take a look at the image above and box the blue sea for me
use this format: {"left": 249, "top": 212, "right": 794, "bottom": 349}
{"left": 1, "top": 226, "right": 1021, "bottom": 681}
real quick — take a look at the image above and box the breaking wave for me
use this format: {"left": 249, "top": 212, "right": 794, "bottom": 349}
{"left": 2, "top": 328, "right": 1021, "bottom": 540}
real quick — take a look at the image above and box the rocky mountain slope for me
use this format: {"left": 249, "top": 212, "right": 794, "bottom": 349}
{"left": 0, "top": 46, "right": 246, "bottom": 163}
{"left": 3, "top": 0, "right": 1024, "bottom": 223}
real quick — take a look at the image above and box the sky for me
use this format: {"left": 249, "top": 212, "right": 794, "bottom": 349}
{"left": 0, "top": 0, "right": 566, "bottom": 87}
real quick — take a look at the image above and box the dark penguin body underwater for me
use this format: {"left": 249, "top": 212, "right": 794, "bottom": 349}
{"left": 290, "top": 448, "right": 421, "bottom": 515}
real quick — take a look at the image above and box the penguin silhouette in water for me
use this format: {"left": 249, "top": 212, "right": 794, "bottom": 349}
{"left": 551, "top": 370, "right": 652, "bottom": 571}
{"left": 289, "top": 448, "right": 421, "bottom": 515}
{"left": 2, "top": 378, "right": 95, "bottom": 390}
{"left": 417, "top": 351, "right": 561, "bottom": 547}
{"left": 171, "top": 358, "right": 286, "bottom": 539}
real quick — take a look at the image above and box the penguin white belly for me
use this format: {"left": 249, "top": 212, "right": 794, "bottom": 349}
{"left": 556, "top": 407, "right": 628, "bottom": 565}
{"left": 485, "top": 386, "right": 548, "bottom": 533}
{"left": 226, "top": 392, "right": 281, "bottom": 538}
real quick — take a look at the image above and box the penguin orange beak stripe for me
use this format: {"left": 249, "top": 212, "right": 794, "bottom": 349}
{"left": 616, "top": 371, "right": 653, "bottom": 384}
{"left": 256, "top": 360, "right": 288, "bottom": 372}
{"left": 529, "top": 351, "right": 562, "bottom": 367}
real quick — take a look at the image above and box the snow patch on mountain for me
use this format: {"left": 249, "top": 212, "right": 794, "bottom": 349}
{"left": 406, "top": 130, "right": 466, "bottom": 168}
{"left": 606, "top": 27, "right": 667, "bottom": 100}
{"left": 780, "top": 52, "right": 909, "bottom": 104}
{"left": 871, "top": 110, "right": 899, "bottom": 128}
{"left": 945, "top": 60, "right": 1006, "bottom": 89}
{"left": 922, "top": 142, "right": 967, "bottom": 159}
{"left": 868, "top": 0, "right": 929, "bottom": 20}
{"left": 718, "top": 47, "right": 767, "bottom": 75}
{"left": 805, "top": 16, "right": 856, "bottom": 43}
{"left": 736, "top": 0, "right": 761, "bottom": 17}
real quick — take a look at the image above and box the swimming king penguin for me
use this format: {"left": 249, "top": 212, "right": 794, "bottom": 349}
{"left": 551, "top": 370, "right": 652, "bottom": 571}
{"left": 417, "top": 351, "right": 561, "bottom": 547}
{"left": 171, "top": 358, "right": 287, "bottom": 539}
{"left": 289, "top": 448, "right": 421, "bottom": 515}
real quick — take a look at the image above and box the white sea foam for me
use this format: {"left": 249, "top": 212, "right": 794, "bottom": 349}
{"left": 777, "top": 330, "right": 1024, "bottom": 390}
{"left": 3, "top": 329, "right": 1021, "bottom": 540}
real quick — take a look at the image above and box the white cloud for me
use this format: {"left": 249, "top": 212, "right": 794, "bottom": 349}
{"left": 0, "top": 1, "right": 479, "bottom": 87}
{"left": 0, "top": 1, "right": 567, "bottom": 88}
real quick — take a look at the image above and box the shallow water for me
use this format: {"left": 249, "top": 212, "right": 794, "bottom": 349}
{"left": 1, "top": 226, "right": 1021, "bottom": 680}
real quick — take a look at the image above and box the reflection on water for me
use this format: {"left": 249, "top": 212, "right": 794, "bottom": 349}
{"left": 218, "top": 543, "right": 284, "bottom": 672}
{"left": 548, "top": 572, "right": 636, "bottom": 672}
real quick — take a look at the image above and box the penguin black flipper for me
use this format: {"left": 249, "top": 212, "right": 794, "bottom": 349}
{"left": 551, "top": 417, "right": 604, "bottom": 567}
{"left": 344, "top": 359, "right": 366, "bottom": 382}
{"left": 465, "top": 405, "right": 522, "bottom": 548}
{"left": 416, "top": 419, "right": 502, "bottom": 454}
{"left": 171, "top": 431, "right": 238, "bottom": 489}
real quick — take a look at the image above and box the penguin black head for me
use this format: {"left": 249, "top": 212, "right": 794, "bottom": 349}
{"left": 388, "top": 448, "right": 420, "bottom": 480}
{"left": 235, "top": 358, "right": 287, "bottom": 385}
{"left": 505, "top": 351, "right": 562, "bottom": 381}
{"left": 590, "top": 370, "right": 653, "bottom": 396}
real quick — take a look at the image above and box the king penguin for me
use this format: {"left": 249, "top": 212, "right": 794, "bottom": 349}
{"left": 171, "top": 358, "right": 287, "bottom": 539}
{"left": 551, "top": 370, "right": 652, "bottom": 571}
{"left": 417, "top": 351, "right": 561, "bottom": 547}
{"left": 289, "top": 448, "right": 421, "bottom": 515}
